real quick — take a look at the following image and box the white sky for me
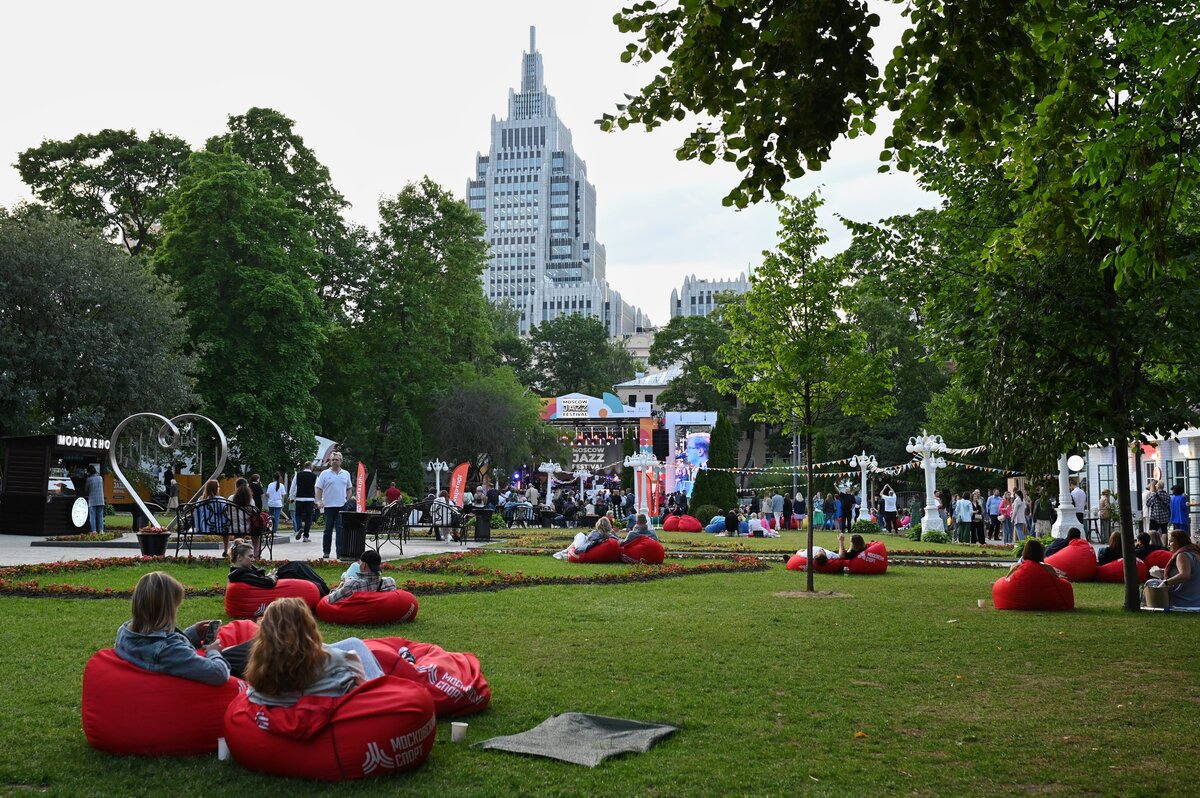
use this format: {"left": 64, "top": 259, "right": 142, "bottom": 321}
{"left": 0, "top": 1, "right": 935, "bottom": 324}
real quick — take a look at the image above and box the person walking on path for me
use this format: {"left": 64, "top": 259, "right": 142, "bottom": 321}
{"left": 85, "top": 465, "right": 105, "bottom": 534}
{"left": 291, "top": 463, "right": 318, "bottom": 542}
{"left": 315, "top": 453, "right": 353, "bottom": 559}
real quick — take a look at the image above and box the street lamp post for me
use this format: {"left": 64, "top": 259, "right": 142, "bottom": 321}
{"left": 573, "top": 468, "right": 589, "bottom": 500}
{"left": 426, "top": 459, "right": 449, "bottom": 495}
{"left": 538, "top": 462, "right": 561, "bottom": 501}
{"left": 1050, "top": 454, "right": 1084, "bottom": 538}
{"left": 623, "top": 452, "right": 658, "bottom": 516}
{"left": 905, "top": 433, "right": 947, "bottom": 534}
{"left": 848, "top": 450, "right": 877, "bottom": 522}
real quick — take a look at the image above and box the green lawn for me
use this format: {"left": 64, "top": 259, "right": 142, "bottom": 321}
{"left": 1, "top": 554, "right": 1195, "bottom": 797}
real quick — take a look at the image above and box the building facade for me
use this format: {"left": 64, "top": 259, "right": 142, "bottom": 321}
{"left": 466, "top": 27, "right": 650, "bottom": 336}
{"left": 669, "top": 272, "right": 751, "bottom": 318}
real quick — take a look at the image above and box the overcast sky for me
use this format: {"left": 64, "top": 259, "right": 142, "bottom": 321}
{"left": 0, "top": 1, "right": 935, "bottom": 323}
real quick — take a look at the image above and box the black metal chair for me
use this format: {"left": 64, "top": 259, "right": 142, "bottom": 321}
{"left": 174, "top": 498, "right": 271, "bottom": 558}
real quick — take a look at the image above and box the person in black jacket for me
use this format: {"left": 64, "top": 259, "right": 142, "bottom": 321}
{"left": 1043, "top": 528, "right": 1080, "bottom": 558}
{"left": 292, "top": 462, "right": 318, "bottom": 542}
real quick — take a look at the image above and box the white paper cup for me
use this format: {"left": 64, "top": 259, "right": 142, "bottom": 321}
{"left": 977, "top": 599, "right": 985, "bottom": 609}
{"left": 451, "top": 722, "right": 468, "bottom": 743}
{"left": 217, "top": 737, "right": 230, "bottom": 761}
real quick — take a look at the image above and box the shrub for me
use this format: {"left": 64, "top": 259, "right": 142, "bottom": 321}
{"left": 491, "top": 513, "right": 507, "bottom": 529}
{"left": 907, "top": 524, "right": 923, "bottom": 541}
{"left": 852, "top": 518, "right": 880, "bottom": 537}
{"left": 921, "top": 529, "right": 950, "bottom": 544}
{"left": 1012, "top": 534, "right": 1055, "bottom": 558}
{"left": 689, "top": 415, "right": 737, "bottom": 511}
{"left": 691, "top": 505, "right": 724, "bottom": 525}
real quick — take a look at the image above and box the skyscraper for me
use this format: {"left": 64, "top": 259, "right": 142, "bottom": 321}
{"left": 466, "top": 27, "right": 650, "bottom": 336}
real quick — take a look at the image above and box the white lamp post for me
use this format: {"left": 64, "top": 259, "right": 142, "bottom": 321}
{"left": 426, "top": 459, "right": 449, "bottom": 495}
{"left": 906, "top": 432, "right": 947, "bottom": 534}
{"left": 538, "top": 462, "right": 560, "bottom": 500}
{"left": 573, "top": 468, "right": 589, "bottom": 499}
{"left": 624, "top": 452, "right": 657, "bottom": 516}
{"left": 1050, "top": 453, "right": 1084, "bottom": 538}
{"left": 848, "top": 450, "right": 877, "bottom": 522}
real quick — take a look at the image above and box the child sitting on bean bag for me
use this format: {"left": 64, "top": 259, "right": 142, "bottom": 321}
{"left": 326, "top": 550, "right": 396, "bottom": 604}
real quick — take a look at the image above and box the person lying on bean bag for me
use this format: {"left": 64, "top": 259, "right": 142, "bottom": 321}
{"left": 555, "top": 516, "right": 619, "bottom": 560}
{"left": 245, "top": 598, "right": 387, "bottom": 706}
{"left": 116, "top": 571, "right": 244, "bottom": 685}
{"left": 326, "top": 550, "right": 396, "bottom": 604}
{"left": 786, "top": 545, "right": 845, "bottom": 574}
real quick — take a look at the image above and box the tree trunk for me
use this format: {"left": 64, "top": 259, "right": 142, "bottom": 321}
{"left": 804, "top": 387, "right": 815, "bottom": 593}
{"left": 1115, "top": 432, "right": 1139, "bottom": 611}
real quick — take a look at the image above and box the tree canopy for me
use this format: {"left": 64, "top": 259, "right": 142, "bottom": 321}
{"left": 522, "top": 314, "right": 639, "bottom": 397}
{"left": 16, "top": 129, "right": 192, "bottom": 255}
{"left": 0, "top": 205, "right": 196, "bottom": 436}
{"left": 648, "top": 313, "right": 733, "bottom": 413}
{"left": 152, "top": 150, "right": 325, "bottom": 472}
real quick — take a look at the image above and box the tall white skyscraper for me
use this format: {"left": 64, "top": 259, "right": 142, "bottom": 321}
{"left": 467, "top": 27, "right": 650, "bottom": 336}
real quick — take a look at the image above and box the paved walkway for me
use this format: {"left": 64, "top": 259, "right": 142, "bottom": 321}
{"left": 0, "top": 530, "right": 495, "bottom": 567}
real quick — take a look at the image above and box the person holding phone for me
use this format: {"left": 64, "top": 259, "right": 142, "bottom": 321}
{"left": 114, "top": 572, "right": 232, "bottom": 685}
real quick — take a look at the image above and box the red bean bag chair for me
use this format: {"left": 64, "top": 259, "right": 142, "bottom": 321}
{"left": 1095, "top": 558, "right": 1150, "bottom": 583}
{"left": 661, "top": 515, "right": 680, "bottom": 532}
{"left": 620, "top": 536, "right": 666, "bottom": 564}
{"left": 676, "top": 514, "right": 702, "bottom": 532}
{"left": 1144, "top": 549, "right": 1172, "bottom": 569}
{"left": 1045, "top": 538, "right": 1098, "bottom": 582}
{"left": 847, "top": 541, "right": 889, "bottom": 575}
{"left": 81, "top": 620, "right": 257, "bottom": 756}
{"left": 785, "top": 552, "right": 845, "bottom": 574}
{"left": 790, "top": 517, "right": 801, "bottom": 529}
{"left": 992, "top": 560, "right": 1075, "bottom": 611}
{"left": 225, "top": 578, "right": 321, "bottom": 619}
{"left": 316, "top": 590, "right": 419, "bottom": 626}
{"left": 365, "top": 637, "right": 491, "bottom": 718}
{"left": 567, "top": 537, "right": 621, "bottom": 563}
{"left": 223, "top": 676, "right": 436, "bottom": 781}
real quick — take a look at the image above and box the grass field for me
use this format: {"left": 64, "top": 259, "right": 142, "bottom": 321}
{"left": 1, "top": 551, "right": 1196, "bottom": 797}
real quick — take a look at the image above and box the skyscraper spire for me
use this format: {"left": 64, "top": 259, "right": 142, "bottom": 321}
{"left": 530, "top": 25, "right": 535, "bottom": 53}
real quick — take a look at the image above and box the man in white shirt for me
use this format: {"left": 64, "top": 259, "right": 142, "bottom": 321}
{"left": 315, "top": 452, "right": 353, "bottom": 559}
{"left": 1070, "top": 477, "right": 1087, "bottom": 529}
{"left": 525, "top": 483, "right": 540, "bottom": 506}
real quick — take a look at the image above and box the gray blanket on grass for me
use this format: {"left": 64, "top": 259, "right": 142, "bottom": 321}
{"left": 473, "top": 712, "right": 678, "bottom": 767}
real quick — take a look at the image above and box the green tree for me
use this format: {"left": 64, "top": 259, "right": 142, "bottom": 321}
{"left": 152, "top": 150, "right": 324, "bottom": 473}
{"left": 689, "top": 413, "right": 737, "bottom": 512}
{"left": 322, "top": 178, "right": 492, "bottom": 487}
{"left": 427, "top": 365, "right": 561, "bottom": 474}
{"left": 207, "top": 108, "right": 369, "bottom": 319}
{"left": 523, "top": 314, "right": 638, "bottom": 397}
{"left": 16, "top": 129, "right": 192, "bottom": 254}
{"left": 0, "top": 205, "right": 196, "bottom": 436}
{"left": 483, "top": 298, "right": 531, "bottom": 377}
{"left": 717, "top": 193, "right": 895, "bottom": 590}
{"left": 648, "top": 313, "right": 732, "bottom": 413}
{"left": 875, "top": 149, "right": 1200, "bottom": 609}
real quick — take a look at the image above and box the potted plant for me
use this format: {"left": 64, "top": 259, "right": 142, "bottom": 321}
{"left": 137, "top": 525, "right": 170, "bottom": 557}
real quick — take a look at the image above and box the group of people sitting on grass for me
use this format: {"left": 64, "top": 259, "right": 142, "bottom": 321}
{"left": 1014, "top": 529, "right": 1200, "bottom": 609}
{"left": 551, "top": 514, "right": 658, "bottom": 560}
{"left": 113, "top": 563, "right": 408, "bottom": 702}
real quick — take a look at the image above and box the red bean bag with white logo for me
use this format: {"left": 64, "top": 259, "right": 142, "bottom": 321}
{"left": 225, "top": 578, "right": 321, "bottom": 619}
{"left": 316, "top": 590, "right": 419, "bottom": 626}
{"left": 847, "top": 541, "right": 889, "bottom": 575}
{"left": 1095, "top": 558, "right": 1150, "bottom": 583}
{"left": 364, "top": 637, "right": 491, "bottom": 718}
{"left": 785, "top": 552, "right": 845, "bottom": 574}
{"left": 81, "top": 619, "right": 258, "bottom": 756}
{"left": 661, "top": 515, "right": 680, "bottom": 532}
{"left": 223, "top": 676, "right": 436, "bottom": 781}
{"left": 1044, "top": 538, "right": 1098, "bottom": 582}
{"left": 620, "top": 536, "right": 666, "bottom": 564}
{"left": 567, "top": 537, "right": 621, "bottom": 563}
{"left": 1144, "top": 549, "right": 1172, "bottom": 569}
{"left": 677, "top": 514, "right": 702, "bottom": 532}
{"left": 992, "top": 560, "right": 1075, "bottom": 611}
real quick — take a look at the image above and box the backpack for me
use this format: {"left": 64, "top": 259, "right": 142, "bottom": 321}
{"left": 250, "top": 510, "right": 270, "bottom": 533}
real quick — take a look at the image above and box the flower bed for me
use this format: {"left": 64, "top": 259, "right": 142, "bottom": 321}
{"left": 0, "top": 551, "right": 767, "bottom": 599}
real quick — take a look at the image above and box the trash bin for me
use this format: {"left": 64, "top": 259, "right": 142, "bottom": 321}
{"left": 474, "top": 511, "right": 492, "bottom": 542}
{"left": 338, "top": 511, "right": 367, "bottom": 561}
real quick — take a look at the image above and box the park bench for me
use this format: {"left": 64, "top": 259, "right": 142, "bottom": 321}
{"left": 174, "top": 498, "right": 272, "bottom": 558}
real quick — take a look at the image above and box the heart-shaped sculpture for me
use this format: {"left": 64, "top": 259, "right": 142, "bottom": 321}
{"left": 107, "top": 413, "right": 228, "bottom": 529}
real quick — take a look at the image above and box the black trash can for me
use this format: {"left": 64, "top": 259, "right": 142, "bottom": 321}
{"left": 338, "top": 511, "right": 367, "bottom": 561}
{"left": 474, "top": 511, "right": 492, "bottom": 542}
